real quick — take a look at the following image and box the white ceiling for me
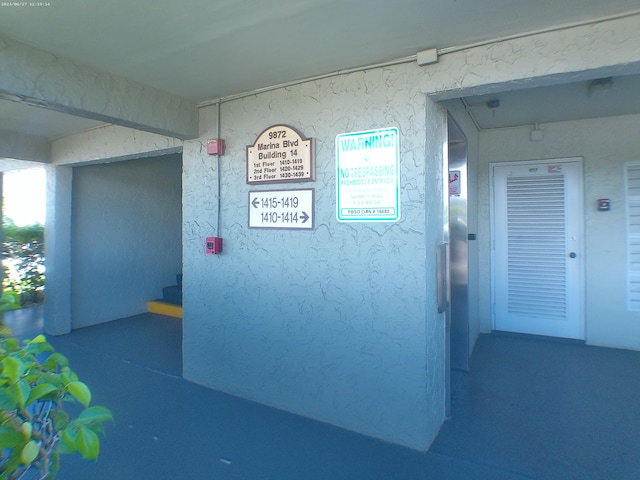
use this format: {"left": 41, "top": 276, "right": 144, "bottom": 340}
{"left": 1, "top": 0, "right": 640, "bottom": 140}
{"left": 462, "top": 74, "right": 640, "bottom": 130}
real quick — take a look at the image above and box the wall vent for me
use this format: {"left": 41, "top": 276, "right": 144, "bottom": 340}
{"left": 505, "top": 174, "right": 567, "bottom": 320}
{"left": 625, "top": 163, "right": 640, "bottom": 310}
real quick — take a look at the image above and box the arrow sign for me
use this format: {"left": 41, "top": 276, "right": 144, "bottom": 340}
{"left": 248, "top": 189, "right": 314, "bottom": 230}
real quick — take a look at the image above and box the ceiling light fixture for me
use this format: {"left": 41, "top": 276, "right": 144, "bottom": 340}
{"left": 487, "top": 99, "right": 500, "bottom": 117}
{"left": 530, "top": 123, "right": 544, "bottom": 142}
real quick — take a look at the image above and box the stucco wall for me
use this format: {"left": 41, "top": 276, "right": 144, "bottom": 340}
{"left": 183, "top": 65, "right": 446, "bottom": 450}
{"left": 478, "top": 114, "right": 640, "bottom": 350}
{"left": 36, "top": 12, "right": 640, "bottom": 449}
{"left": 71, "top": 154, "right": 182, "bottom": 328}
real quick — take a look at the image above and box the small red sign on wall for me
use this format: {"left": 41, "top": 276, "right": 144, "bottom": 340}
{"left": 449, "top": 170, "right": 461, "bottom": 196}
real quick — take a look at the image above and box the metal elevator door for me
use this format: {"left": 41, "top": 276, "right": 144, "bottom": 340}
{"left": 448, "top": 116, "right": 470, "bottom": 371}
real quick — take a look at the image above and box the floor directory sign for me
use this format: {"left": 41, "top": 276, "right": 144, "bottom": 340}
{"left": 335, "top": 127, "right": 400, "bottom": 222}
{"left": 248, "top": 189, "right": 314, "bottom": 230}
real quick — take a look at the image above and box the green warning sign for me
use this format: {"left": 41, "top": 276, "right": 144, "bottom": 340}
{"left": 335, "top": 127, "right": 400, "bottom": 222}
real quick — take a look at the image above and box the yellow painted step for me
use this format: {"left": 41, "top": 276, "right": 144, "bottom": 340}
{"left": 148, "top": 300, "right": 183, "bottom": 318}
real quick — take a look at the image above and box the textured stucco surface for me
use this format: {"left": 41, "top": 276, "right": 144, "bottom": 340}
{"left": 424, "top": 15, "right": 640, "bottom": 100}
{"left": 71, "top": 155, "right": 182, "bottom": 328}
{"left": 0, "top": 36, "right": 198, "bottom": 139}
{"left": 183, "top": 64, "right": 447, "bottom": 450}
{"left": 478, "top": 114, "right": 640, "bottom": 351}
{"left": 51, "top": 125, "right": 183, "bottom": 166}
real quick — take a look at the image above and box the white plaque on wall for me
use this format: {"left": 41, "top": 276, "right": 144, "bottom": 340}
{"left": 247, "top": 125, "right": 314, "bottom": 184}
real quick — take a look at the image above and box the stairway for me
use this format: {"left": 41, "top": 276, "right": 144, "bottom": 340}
{"left": 148, "top": 274, "right": 183, "bottom": 318}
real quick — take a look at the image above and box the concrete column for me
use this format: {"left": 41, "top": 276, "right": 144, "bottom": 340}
{"left": 44, "top": 165, "right": 73, "bottom": 335}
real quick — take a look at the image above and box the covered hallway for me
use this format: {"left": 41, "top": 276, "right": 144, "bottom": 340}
{"left": 3, "top": 0, "right": 640, "bottom": 462}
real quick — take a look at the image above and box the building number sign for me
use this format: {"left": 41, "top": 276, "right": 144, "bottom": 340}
{"left": 246, "top": 125, "right": 314, "bottom": 184}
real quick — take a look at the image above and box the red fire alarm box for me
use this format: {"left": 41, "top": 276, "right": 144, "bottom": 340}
{"left": 206, "top": 237, "right": 223, "bottom": 254}
{"left": 207, "top": 139, "right": 225, "bottom": 155}
{"left": 598, "top": 199, "right": 610, "bottom": 211}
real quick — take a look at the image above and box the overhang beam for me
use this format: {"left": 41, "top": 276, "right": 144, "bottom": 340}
{"left": 0, "top": 36, "right": 198, "bottom": 140}
{"left": 0, "top": 129, "right": 50, "bottom": 163}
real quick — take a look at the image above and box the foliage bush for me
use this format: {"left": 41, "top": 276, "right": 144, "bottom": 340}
{"left": 0, "top": 291, "right": 20, "bottom": 320}
{"left": 2, "top": 218, "right": 45, "bottom": 307}
{"left": 0, "top": 293, "right": 113, "bottom": 479}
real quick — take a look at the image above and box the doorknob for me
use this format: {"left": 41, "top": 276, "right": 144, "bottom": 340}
{"left": 569, "top": 252, "right": 577, "bottom": 258}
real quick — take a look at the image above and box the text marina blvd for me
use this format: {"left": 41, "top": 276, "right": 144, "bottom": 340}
{"left": 247, "top": 125, "right": 314, "bottom": 184}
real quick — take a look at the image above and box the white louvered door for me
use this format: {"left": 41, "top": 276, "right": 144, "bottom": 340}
{"left": 625, "top": 163, "right": 640, "bottom": 310}
{"left": 491, "top": 159, "right": 584, "bottom": 339}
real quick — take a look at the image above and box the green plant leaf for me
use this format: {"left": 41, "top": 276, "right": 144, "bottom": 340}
{"left": 75, "top": 406, "right": 113, "bottom": 426}
{"left": 0, "top": 324, "right": 13, "bottom": 337}
{"left": 59, "top": 427, "right": 76, "bottom": 454}
{"left": 43, "top": 352, "right": 69, "bottom": 370}
{"left": 26, "top": 383, "right": 58, "bottom": 405}
{"left": 28, "top": 334, "right": 47, "bottom": 344}
{"left": 74, "top": 426, "right": 100, "bottom": 460}
{"left": 0, "top": 426, "right": 23, "bottom": 448}
{"left": 42, "top": 371, "right": 65, "bottom": 387}
{"left": 0, "top": 291, "right": 20, "bottom": 312}
{"left": 1, "top": 355, "right": 25, "bottom": 384}
{"left": 24, "top": 337, "right": 53, "bottom": 355}
{"left": 21, "top": 421, "right": 33, "bottom": 438}
{"left": 2, "top": 337, "right": 19, "bottom": 352}
{"left": 20, "top": 439, "right": 40, "bottom": 465}
{"left": 7, "top": 379, "right": 30, "bottom": 409}
{"left": 67, "top": 381, "right": 91, "bottom": 407}
{"left": 52, "top": 409, "right": 70, "bottom": 430}
{"left": 60, "top": 367, "right": 79, "bottom": 384}
{"left": 0, "top": 389, "right": 18, "bottom": 410}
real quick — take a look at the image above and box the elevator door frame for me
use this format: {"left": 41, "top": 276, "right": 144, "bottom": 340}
{"left": 448, "top": 115, "right": 470, "bottom": 372}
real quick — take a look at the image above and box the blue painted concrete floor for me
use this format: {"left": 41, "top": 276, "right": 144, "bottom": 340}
{"left": 4, "top": 308, "right": 640, "bottom": 479}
